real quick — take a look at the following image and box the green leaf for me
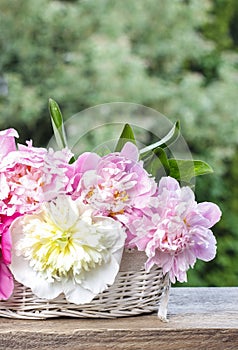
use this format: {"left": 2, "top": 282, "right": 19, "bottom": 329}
{"left": 48, "top": 98, "right": 68, "bottom": 149}
{"left": 168, "top": 159, "right": 213, "bottom": 182}
{"left": 144, "top": 147, "right": 170, "bottom": 179}
{"left": 115, "top": 123, "right": 136, "bottom": 152}
{"left": 140, "top": 120, "right": 180, "bottom": 156}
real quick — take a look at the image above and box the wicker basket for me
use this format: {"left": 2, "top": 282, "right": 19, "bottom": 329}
{"left": 0, "top": 250, "right": 170, "bottom": 320}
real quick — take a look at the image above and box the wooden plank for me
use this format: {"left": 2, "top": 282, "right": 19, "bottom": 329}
{"left": 0, "top": 287, "right": 237, "bottom": 350}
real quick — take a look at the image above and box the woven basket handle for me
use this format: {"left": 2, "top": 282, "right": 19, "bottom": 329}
{"left": 157, "top": 273, "right": 170, "bottom": 322}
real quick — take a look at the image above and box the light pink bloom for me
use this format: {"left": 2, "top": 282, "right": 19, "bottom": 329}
{"left": 72, "top": 142, "right": 157, "bottom": 217}
{"left": 0, "top": 141, "right": 73, "bottom": 216}
{"left": 130, "top": 176, "right": 222, "bottom": 283}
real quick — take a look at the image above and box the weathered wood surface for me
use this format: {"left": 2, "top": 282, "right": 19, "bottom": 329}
{"left": 0, "top": 287, "right": 237, "bottom": 350}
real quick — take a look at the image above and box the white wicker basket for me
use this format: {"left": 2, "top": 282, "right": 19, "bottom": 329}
{"left": 0, "top": 251, "right": 170, "bottom": 320}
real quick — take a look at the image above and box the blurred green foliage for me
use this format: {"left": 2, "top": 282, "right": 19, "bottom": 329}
{"left": 0, "top": 0, "right": 238, "bottom": 286}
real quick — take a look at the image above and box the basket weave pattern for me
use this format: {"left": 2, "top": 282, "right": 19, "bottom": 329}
{"left": 0, "top": 251, "right": 169, "bottom": 319}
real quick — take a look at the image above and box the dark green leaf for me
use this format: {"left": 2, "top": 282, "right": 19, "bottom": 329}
{"left": 69, "top": 156, "right": 76, "bottom": 164}
{"left": 144, "top": 147, "right": 170, "bottom": 179}
{"left": 168, "top": 159, "right": 213, "bottom": 182}
{"left": 115, "top": 123, "right": 136, "bottom": 152}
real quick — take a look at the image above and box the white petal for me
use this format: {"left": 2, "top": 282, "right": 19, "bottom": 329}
{"left": 63, "top": 280, "right": 96, "bottom": 304}
{"left": 94, "top": 216, "right": 126, "bottom": 252}
{"left": 81, "top": 254, "right": 120, "bottom": 294}
{"left": 10, "top": 245, "right": 62, "bottom": 300}
{"left": 45, "top": 196, "right": 79, "bottom": 230}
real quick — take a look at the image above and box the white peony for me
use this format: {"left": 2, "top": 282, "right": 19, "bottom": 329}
{"left": 10, "top": 195, "right": 126, "bottom": 304}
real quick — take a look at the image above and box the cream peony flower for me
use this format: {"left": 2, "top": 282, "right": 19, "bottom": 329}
{"left": 10, "top": 195, "right": 126, "bottom": 304}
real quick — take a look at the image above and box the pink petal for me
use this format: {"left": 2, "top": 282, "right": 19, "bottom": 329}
{"left": 197, "top": 202, "right": 222, "bottom": 228}
{"left": 186, "top": 211, "right": 212, "bottom": 228}
{"left": 1, "top": 227, "right": 12, "bottom": 265}
{"left": 120, "top": 142, "right": 139, "bottom": 162}
{"left": 0, "top": 128, "right": 18, "bottom": 159}
{"left": 193, "top": 229, "right": 217, "bottom": 262}
{"left": 0, "top": 260, "right": 14, "bottom": 300}
{"left": 0, "top": 128, "right": 18, "bottom": 138}
{"left": 158, "top": 176, "right": 180, "bottom": 193}
{"left": 74, "top": 152, "right": 100, "bottom": 173}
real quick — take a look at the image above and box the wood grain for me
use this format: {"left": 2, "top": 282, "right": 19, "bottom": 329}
{"left": 0, "top": 287, "right": 237, "bottom": 350}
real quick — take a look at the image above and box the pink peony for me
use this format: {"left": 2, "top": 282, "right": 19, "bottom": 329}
{"left": 71, "top": 142, "right": 157, "bottom": 217}
{"left": 129, "top": 176, "right": 222, "bottom": 283}
{"left": 0, "top": 140, "right": 73, "bottom": 216}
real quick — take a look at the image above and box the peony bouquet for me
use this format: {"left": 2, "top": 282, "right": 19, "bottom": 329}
{"left": 0, "top": 100, "right": 221, "bottom": 306}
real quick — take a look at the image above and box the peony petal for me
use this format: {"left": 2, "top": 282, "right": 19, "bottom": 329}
{"left": 82, "top": 255, "right": 120, "bottom": 294}
{"left": 0, "top": 128, "right": 19, "bottom": 138}
{"left": 186, "top": 211, "right": 211, "bottom": 228}
{"left": 172, "top": 269, "right": 187, "bottom": 283}
{"left": 10, "top": 243, "right": 62, "bottom": 300}
{"left": 158, "top": 176, "right": 180, "bottom": 193}
{"left": 180, "top": 186, "right": 196, "bottom": 208}
{"left": 31, "top": 277, "right": 62, "bottom": 300}
{"left": 46, "top": 196, "right": 79, "bottom": 230}
{"left": 0, "top": 128, "right": 18, "bottom": 160}
{"left": 1, "top": 227, "right": 12, "bottom": 265}
{"left": 63, "top": 281, "right": 96, "bottom": 304}
{"left": 74, "top": 152, "right": 100, "bottom": 173}
{"left": 80, "top": 170, "right": 99, "bottom": 189}
{"left": 192, "top": 228, "right": 217, "bottom": 262}
{"left": 120, "top": 142, "right": 139, "bottom": 162}
{"left": 197, "top": 202, "right": 222, "bottom": 228}
{"left": 0, "top": 260, "right": 14, "bottom": 300}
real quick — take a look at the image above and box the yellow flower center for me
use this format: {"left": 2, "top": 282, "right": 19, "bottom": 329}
{"left": 16, "top": 201, "right": 113, "bottom": 283}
